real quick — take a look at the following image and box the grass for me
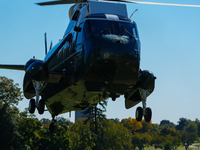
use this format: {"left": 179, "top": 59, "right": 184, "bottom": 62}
{"left": 133, "top": 146, "right": 186, "bottom": 150}
{"left": 134, "top": 142, "right": 200, "bottom": 150}
{"left": 132, "top": 146, "right": 187, "bottom": 150}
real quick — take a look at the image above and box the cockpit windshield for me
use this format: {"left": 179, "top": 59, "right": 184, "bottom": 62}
{"left": 84, "top": 19, "right": 138, "bottom": 38}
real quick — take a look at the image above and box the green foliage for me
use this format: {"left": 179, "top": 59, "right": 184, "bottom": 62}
{"left": 176, "top": 118, "right": 190, "bottom": 131}
{"left": 180, "top": 131, "right": 198, "bottom": 150}
{"left": 56, "top": 116, "right": 73, "bottom": 126}
{"left": 152, "top": 127, "right": 181, "bottom": 150}
{"left": 18, "top": 117, "right": 42, "bottom": 149}
{"left": 19, "top": 107, "right": 37, "bottom": 119}
{"left": 0, "top": 76, "right": 23, "bottom": 150}
{"left": 139, "top": 120, "right": 154, "bottom": 133}
{"left": 121, "top": 117, "right": 142, "bottom": 133}
{"left": 0, "top": 103, "right": 22, "bottom": 150}
{"left": 2, "top": 76, "right": 200, "bottom": 150}
{"left": 37, "top": 123, "right": 70, "bottom": 150}
{"left": 109, "top": 118, "right": 120, "bottom": 124}
{"left": 184, "top": 122, "right": 198, "bottom": 133}
{"left": 69, "top": 118, "right": 96, "bottom": 150}
{"left": 97, "top": 119, "right": 133, "bottom": 150}
{"left": 160, "top": 120, "right": 176, "bottom": 129}
{"left": 132, "top": 132, "right": 152, "bottom": 150}
{"left": 40, "top": 118, "right": 51, "bottom": 125}
{"left": 82, "top": 100, "right": 108, "bottom": 124}
{"left": 0, "top": 76, "right": 22, "bottom": 106}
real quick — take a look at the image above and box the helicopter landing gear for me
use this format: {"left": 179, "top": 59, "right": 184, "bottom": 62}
{"left": 49, "top": 115, "right": 57, "bottom": 133}
{"left": 28, "top": 81, "right": 45, "bottom": 114}
{"left": 32, "top": 81, "right": 44, "bottom": 108}
{"left": 135, "top": 89, "right": 152, "bottom": 122}
{"left": 38, "top": 99, "right": 45, "bottom": 114}
{"left": 28, "top": 98, "right": 45, "bottom": 114}
{"left": 136, "top": 106, "right": 143, "bottom": 121}
{"left": 110, "top": 92, "right": 117, "bottom": 101}
{"left": 144, "top": 107, "right": 152, "bottom": 122}
{"left": 29, "top": 99, "right": 36, "bottom": 114}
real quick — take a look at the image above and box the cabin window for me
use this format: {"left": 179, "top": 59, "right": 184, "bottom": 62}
{"left": 76, "top": 23, "right": 84, "bottom": 45}
{"left": 83, "top": 21, "right": 91, "bottom": 38}
{"left": 72, "top": 10, "right": 80, "bottom": 21}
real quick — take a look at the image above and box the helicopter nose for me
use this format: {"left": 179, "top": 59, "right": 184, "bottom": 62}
{"left": 97, "top": 35, "right": 138, "bottom": 59}
{"left": 83, "top": 35, "right": 139, "bottom": 61}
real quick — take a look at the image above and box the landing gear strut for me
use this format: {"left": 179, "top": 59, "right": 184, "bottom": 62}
{"left": 28, "top": 81, "right": 45, "bottom": 115}
{"left": 135, "top": 89, "right": 152, "bottom": 122}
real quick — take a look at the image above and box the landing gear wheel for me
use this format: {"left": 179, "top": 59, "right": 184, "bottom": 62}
{"left": 29, "top": 99, "right": 35, "bottom": 114}
{"left": 49, "top": 122, "right": 56, "bottom": 133}
{"left": 38, "top": 99, "right": 45, "bottom": 115}
{"left": 144, "top": 107, "right": 152, "bottom": 122}
{"left": 110, "top": 92, "right": 117, "bottom": 101}
{"left": 112, "top": 97, "right": 116, "bottom": 101}
{"left": 136, "top": 107, "right": 143, "bottom": 121}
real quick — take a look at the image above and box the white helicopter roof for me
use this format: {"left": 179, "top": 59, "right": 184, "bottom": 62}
{"left": 88, "top": 1, "right": 128, "bottom": 17}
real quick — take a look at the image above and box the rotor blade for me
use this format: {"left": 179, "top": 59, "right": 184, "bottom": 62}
{"left": 36, "top": 0, "right": 84, "bottom": 6}
{"left": 0, "top": 65, "right": 25, "bottom": 71}
{"left": 111, "top": 0, "right": 200, "bottom": 7}
{"left": 37, "top": 0, "right": 200, "bottom": 7}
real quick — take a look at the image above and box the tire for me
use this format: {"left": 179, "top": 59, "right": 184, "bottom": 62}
{"left": 29, "top": 99, "right": 35, "bottom": 114}
{"left": 38, "top": 99, "right": 45, "bottom": 115}
{"left": 112, "top": 97, "right": 116, "bottom": 101}
{"left": 144, "top": 107, "right": 152, "bottom": 122}
{"left": 136, "top": 106, "right": 143, "bottom": 121}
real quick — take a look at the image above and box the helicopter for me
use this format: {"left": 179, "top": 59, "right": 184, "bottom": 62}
{"left": 1, "top": 0, "right": 200, "bottom": 132}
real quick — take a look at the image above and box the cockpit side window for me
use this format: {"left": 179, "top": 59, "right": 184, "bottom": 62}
{"left": 121, "top": 22, "right": 138, "bottom": 38}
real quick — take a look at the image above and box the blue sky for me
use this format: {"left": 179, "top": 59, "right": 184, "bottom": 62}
{"left": 0, "top": 0, "right": 200, "bottom": 124}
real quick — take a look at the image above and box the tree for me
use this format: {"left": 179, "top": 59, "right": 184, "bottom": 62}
{"left": 109, "top": 118, "right": 120, "bottom": 124}
{"left": 0, "top": 76, "right": 23, "bottom": 149}
{"left": 96, "top": 119, "right": 133, "bottom": 150}
{"left": 176, "top": 118, "right": 190, "bottom": 131}
{"left": 82, "top": 99, "right": 108, "bottom": 140}
{"left": 184, "top": 122, "right": 198, "bottom": 133}
{"left": 19, "top": 107, "right": 37, "bottom": 119}
{"left": 160, "top": 120, "right": 175, "bottom": 129}
{"left": 37, "top": 123, "right": 71, "bottom": 150}
{"left": 196, "top": 123, "right": 200, "bottom": 137}
{"left": 132, "top": 132, "right": 152, "bottom": 150}
{"left": 0, "top": 76, "right": 22, "bottom": 106}
{"left": 180, "top": 121, "right": 198, "bottom": 150}
{"left": 121, "top": 117, "right": 142, "bottom": 133}
{"left": 56, "top": 116, "right": 73, "bottom": 126}
{"left": 82, "top": 100, "right": 108, "bottom": 123}
{"left": 180, "top": 131, "right": 198, "bottom": 150}
{"left": 0, "top": 103, "right": 22, "bottom": 150}
{"left": 40, "top": 118, "right": 51, "bottom": 125}
{"left": 138, "top": 120, "right": 153, "bottom": 133}
{"left": 18, "top": 117, "right": 42, "bottom": 150}
{"left": 152, "top": 127, "right": 181, "bottom": 150}
{"left": 69, "top": 118, "right": 96, "bottom": 150}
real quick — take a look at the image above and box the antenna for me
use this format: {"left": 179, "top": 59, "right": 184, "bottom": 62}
{"left": 129, "top": 9, "right": 138, "bottom": 19}
{"left": 44, "top": 33, "right": 48, "bottom": 55}
{"left": 49, "top": 41, "right": 53, "bottom": 50}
